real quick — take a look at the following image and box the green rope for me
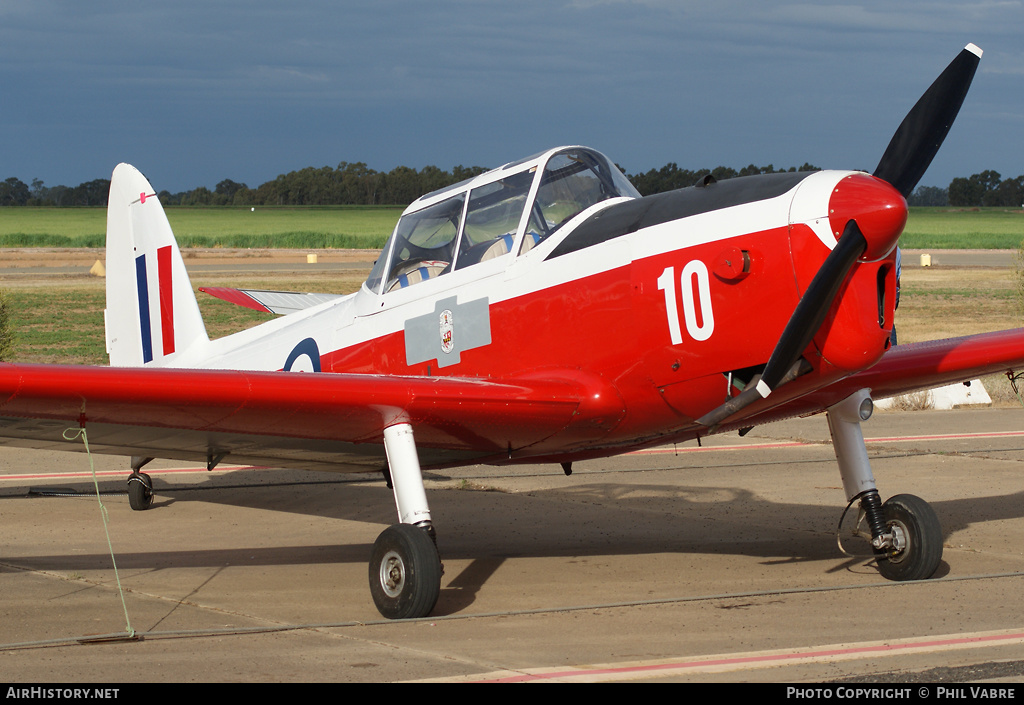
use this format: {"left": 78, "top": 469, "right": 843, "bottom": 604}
{"left": 62, "top": 426, "right": 136, "bottom": 639}
{"left": 1007, "top": 370, "right": 1024, "bottom": 409}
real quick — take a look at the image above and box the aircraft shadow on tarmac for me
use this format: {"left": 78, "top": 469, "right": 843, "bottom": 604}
{"left": 4, "top": 465, "right": 1024, "bottom": 616}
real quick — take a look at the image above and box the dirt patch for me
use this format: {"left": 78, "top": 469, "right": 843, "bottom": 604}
{"left": 0, "top": 248, "right": 378, "bottom": 291}
{"left": 0, "top": 247, "right": 379, "bottom": 269}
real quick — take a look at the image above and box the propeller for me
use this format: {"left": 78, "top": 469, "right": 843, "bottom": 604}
{"left": 697, "top": 44, "right": 982, "bottom": 430}
{"left": 873, "top": 43, "right": 982, "bottom": 199}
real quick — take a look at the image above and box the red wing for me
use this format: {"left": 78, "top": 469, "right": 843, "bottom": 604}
{"left": 0, "top": 364, "right": 621, "bottom": 472}
{"left": 851, "top": 328, "right": 1024, "bottom": 399}
{"left": 739, "top": 328, "right": 1024, "bottom": 427}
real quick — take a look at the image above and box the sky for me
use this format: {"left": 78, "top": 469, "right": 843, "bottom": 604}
{"left": 2, "top": 1, "right": 1022, "bottom": 194}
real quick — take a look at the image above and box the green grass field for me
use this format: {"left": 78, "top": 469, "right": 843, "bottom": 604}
{"left": 0, "top": 206, "right": 403, "bottom": 249}
{"left": 3, "top": 284, "right": 291, "bottom": 365}
{"left": 902, "top": 207, "right": 1024, "bottom": 249}
{"left": 0, "top": 205, "right": 1021, "bottom": 249}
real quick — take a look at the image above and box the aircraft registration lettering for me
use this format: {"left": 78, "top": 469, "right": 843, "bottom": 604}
{"left": 405, "top": 296, "right": 490, "bottom": 368}
{"left": 658, "top": 261, "right": 714, "bottom": 344}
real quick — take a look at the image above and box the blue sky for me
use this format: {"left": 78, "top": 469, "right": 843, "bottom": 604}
{"left": 2, "top": 1, "right": 1022, "bottom": 193}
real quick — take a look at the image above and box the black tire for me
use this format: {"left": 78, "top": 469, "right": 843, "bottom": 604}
{"left": 875, "top": 494, "right": 942, "bottom": 581}
{"left": 127, "top": 472, "right": 153, "bottom": 511}
{"left": 369, "top": 524, "right": 441, "bottom": 619}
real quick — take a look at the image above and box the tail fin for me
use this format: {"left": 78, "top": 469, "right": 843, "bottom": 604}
{"left": 104, "top": 163, "right": 209, "bottom": 366}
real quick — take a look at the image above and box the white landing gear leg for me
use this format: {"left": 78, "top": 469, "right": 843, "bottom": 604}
{"left": 827, "top": 389, "right": 942, "bottom": 581}
{"left": 368, "top": 423, "right": 442, "bottom": 619}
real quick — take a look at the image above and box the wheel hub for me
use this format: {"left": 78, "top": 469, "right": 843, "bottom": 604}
{"left": 379, "top": 550, "right": 406, "bottom": 598}
{"left": 883, "top": 520, "right": 909, "bottom": 563}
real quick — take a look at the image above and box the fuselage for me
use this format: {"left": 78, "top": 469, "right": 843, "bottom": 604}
{"left": 167, "top": 147, "right": 906, "bottom": 464}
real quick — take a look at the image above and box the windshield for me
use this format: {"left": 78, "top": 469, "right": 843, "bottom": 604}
{"left": 365, "top": 193, "right": 465, "bottom": 293}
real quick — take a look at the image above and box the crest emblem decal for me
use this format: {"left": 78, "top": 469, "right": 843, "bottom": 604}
{"left": 405, "top": 296, "right": 490, "bottom": 368}
{"left": 440, "top": 309, "right": 454, "bottom": 354}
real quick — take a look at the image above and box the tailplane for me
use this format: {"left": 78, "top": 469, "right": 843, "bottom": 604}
{"left": 105, "top": 164, "right": 209, "bottom": 366}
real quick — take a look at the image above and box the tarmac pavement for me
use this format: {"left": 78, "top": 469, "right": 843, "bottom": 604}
{"left": 3, "top": 408, "right": 1024, "bottom": 683}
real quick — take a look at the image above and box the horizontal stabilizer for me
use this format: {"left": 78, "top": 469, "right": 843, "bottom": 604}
{"left": 199, "top": 287, "right": 344, "bottom": 315}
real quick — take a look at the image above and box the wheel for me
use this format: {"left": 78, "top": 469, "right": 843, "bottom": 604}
{"left": 369, "top": 524, "right": 441, "bottom": 619}
{"left": 127, "top": 472, "right": 153, "bottom": 511}
{"left": 875, "top": 494, "right": 942, "bottom": 581}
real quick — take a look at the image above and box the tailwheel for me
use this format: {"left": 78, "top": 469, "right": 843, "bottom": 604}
{"left": 874, "top": 494, "right": 943, "bottom": 581}
{"left": 369, "top": 523, "right": 441, "bottom": 619}
{"left": 127, "top": 472, "right": 154, "bottom": 511}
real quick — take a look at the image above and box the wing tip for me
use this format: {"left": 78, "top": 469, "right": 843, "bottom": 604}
{"left": 965, "top": 43, "right": 983, "bottom": 59}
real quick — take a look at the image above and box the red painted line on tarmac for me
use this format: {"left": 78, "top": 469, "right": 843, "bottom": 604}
{"left": 0, "top": 465, "right": 261, "bottom": 483}
{"left": 477, "top": 629, "right": 1024, "bottom": 682}
{"left": 629, "top": 440, "right": 813, "bottom": 455}
{"left": 5, "top": 431, "right": 1022, "bottom": 484}
{"left": 629, "top": 429, "right": 1024, "bottom": 456}
{"left": 865, "top": 430, "right": 1024, "bottom": 443}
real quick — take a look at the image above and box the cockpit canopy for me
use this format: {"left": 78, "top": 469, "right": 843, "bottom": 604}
{"left": 364, "top": 147, "right": 640, "bottom": 294}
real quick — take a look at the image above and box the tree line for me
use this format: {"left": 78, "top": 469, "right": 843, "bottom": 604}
{"left": 2, "top": 163, "right": 1022, "bottom": 208}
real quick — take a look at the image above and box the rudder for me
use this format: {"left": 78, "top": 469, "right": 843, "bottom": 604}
{"left": 105, "top": 164, "right": 209, "bottom": 366}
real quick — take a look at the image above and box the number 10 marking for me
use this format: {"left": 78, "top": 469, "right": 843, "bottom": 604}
{"left": 658, "top": 261, "right": 715, "bottom": 344}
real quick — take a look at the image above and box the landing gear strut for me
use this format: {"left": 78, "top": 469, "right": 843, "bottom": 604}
{"left": 827, "top": 390, "right": 942, "bottom": 580}
{"left": 369, "top": 423, "right": 442, "bottom": 619}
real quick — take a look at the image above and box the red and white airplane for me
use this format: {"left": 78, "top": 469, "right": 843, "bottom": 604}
{"left": 1, "top": 44, "right": 1018, "bottom": 619}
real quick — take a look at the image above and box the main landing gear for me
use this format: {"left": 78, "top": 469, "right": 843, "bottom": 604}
{"left": 827, "top": 390, "right": 943, "bottom": 581}
{"left": 369, "top": 423, "right": 443, "bottom": 619}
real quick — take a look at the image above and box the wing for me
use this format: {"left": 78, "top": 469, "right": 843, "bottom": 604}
{"left": 199, "top": 287, "right": 345, "bottom": 315}
{"left": 850, "top": 328, "right": 1024, "bottom": 399}
{"left": 0, "top": 364, "right": 623, "bottom": 472}
{"left": 3, "top": 330, "right": 1020, "bottom": 473}
{"left": 733, "top": 328, "right": 1024, "bottom": 429}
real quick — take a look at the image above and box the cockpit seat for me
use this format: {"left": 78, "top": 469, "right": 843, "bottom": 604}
{"left": 518, "top": 231, "right": 542, "bottom": 255}
{"left": 461, "top": 231, "right": 543, "bottom": 268}
{"left": 479, "top": 233, "right": 516, "bottom": 262}
{"left": 387, "top": 260, "right": 449, "bottom": 291}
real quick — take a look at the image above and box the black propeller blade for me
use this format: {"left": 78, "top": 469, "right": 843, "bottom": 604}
{"left": 696, "top": 44, "right": 982, "bottom": 430}
{"left": 873, "top": 43, "right": 982, "bottom": 199}
{"left": 759, "top": 221, "right": 867, "bottom": 392}
{"left": 696, "top": 222, "right": 867, "bottom": 429}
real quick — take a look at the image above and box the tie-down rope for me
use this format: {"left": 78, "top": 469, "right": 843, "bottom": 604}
{"left": 62, "top": 426, "right": 135, "bottom": 639}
